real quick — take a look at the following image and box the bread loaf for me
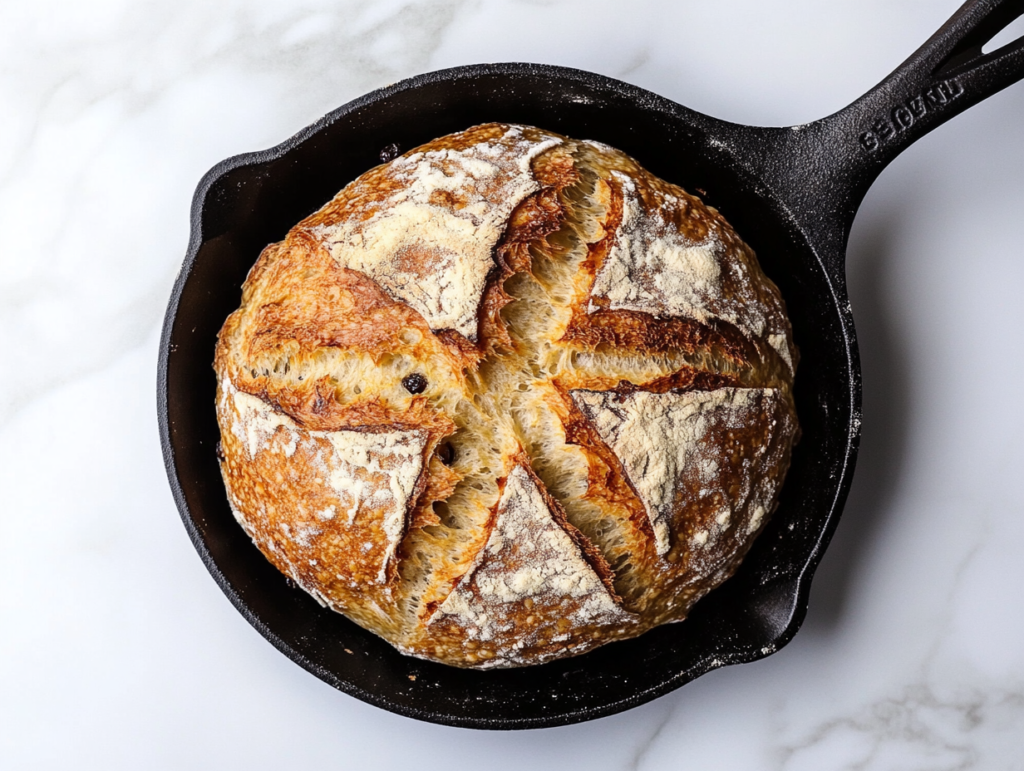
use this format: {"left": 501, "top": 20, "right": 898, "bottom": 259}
{"left": 214, "top": 123, "right": 798, "bottom": 668}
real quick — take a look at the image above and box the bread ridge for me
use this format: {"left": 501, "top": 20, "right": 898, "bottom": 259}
{"left": 214, "top": 123, "right": 799, "bottom": 667}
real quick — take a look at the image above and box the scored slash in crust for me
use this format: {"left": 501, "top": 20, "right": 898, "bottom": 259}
{"left": 415, "top": 463, "right": 632, "bottom": 668}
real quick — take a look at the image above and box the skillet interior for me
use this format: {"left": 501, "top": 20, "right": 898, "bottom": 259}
{"left": 159, "top": 64, "right": 858, "bottom": 729}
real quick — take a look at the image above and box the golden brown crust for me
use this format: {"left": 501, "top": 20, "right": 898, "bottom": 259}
{"left": 214, "top": 123, "right": 799, "bottom": 668}
{"left": 217, "top": 383, "right": 421, "bottom": 626}
{"left": 567, "top": 386, "right": 797, "bottom": 619}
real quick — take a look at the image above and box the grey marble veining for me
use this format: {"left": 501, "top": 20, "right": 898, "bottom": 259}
{"left": 2, "top": 1, "right": 1023, "bottom": 768}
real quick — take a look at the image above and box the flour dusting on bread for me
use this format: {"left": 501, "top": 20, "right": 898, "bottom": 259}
{"left": 227, "top": 382, "right": 301, "bottom": 460}
{"left": 589, "top": 172, "right": 725, "bottom": 325}
{"left": 310, "top": 126, "right": 560, "bottom": 341}
{"left": 221, "top": 378, "right": 429, "bottom": 583}
{"left": 588, "top": 169, "right": 795, "bottom": 373}
{"left": 570, "top": 387, "right": 784, "bottom": 557}
{"left": 318, "top": 428, "right": 429, "bottom": 580}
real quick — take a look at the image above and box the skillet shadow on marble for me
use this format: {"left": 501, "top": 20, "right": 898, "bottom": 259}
{"left": 805, "top": 208, "right": 912, "bottom": 632}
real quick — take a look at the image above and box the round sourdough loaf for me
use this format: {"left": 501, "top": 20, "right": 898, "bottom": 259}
{"left": 214, "top": 123, "right": 799, "bottom": 668}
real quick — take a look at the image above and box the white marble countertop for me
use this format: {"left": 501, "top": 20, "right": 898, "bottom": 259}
{"left": 3, "top": 1, "right": 1023, "bottom": 767}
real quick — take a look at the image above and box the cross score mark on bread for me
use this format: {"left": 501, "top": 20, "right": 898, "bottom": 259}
{"left": 215, "top": 124, "right": 798, "bottom": 668}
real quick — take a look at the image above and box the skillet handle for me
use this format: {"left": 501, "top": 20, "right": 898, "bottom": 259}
{"left": 751, "top": 0, "right": 1024, "bottom": 262}
{"left": 842, "top": 0, "right": 1024, "bottom": 177}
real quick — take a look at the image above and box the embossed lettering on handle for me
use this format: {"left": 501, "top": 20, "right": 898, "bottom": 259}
{"left": 858, "top": 77, "right": 965, "bottom": 152}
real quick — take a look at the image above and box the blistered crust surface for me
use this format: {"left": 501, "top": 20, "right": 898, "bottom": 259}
{"left": 214, "top": 123, "right": 800, "bottom": 668}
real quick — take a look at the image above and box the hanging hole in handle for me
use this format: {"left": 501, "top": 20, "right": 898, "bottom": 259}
{"left": 982, "top": 13, "right": 1024, "bottom": 54}
{"left": 935, "top": 2, "right": 1024, "bottom": 77}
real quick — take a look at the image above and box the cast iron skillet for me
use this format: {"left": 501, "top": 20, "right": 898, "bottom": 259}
{"left": 159, "top": 0, "right": 1024, "bottom": 729}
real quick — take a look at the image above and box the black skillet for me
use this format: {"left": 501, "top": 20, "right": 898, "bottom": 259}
{"left": 158, "top": 0, "right": 1024, "bottom": 729}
